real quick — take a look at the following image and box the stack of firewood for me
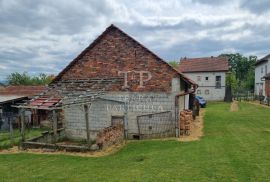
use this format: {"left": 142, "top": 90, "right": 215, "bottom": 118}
{"left": 96, "top": 123, "right": 124, "bottom": 149}
{"left": 179, "top": 110, "right": 193, "bottom": 135}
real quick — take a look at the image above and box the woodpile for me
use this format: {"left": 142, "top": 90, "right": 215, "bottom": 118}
{"left": 179, "top": 110, "right": 193, "bottom": 135}
{"left": 96, "top": 123, "right": 124, "bottom": 149}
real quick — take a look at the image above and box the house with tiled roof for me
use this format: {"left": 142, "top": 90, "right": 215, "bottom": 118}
{"left": 179, "top": 56, "right": 229, "bottom": 101}
{"left": 255, "top": 54, "right": 270, "bottom": 98}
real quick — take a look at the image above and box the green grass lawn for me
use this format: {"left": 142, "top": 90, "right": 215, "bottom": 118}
{"left": 0, "top": 102, "right": 270, "bottom": 182}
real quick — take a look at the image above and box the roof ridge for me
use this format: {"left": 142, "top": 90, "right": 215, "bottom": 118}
{"left": 180, "top": 56, "right": 225, "bottom": 60}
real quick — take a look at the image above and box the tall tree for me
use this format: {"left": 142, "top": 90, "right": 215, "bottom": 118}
{"left": 219, "top": 53, "right": 256, "bottom": 92}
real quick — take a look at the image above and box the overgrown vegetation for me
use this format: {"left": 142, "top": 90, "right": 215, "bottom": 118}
{"left": 0, "top": 102, "right": 269, "bottom": 181}
{"left": 220, "top": 53, "right": 256, "bottom": 93}
{"left": 7, "top": 72, "right": 54, "bottom": 85}
{"left": 0, "top": 129, "right": 44, "bottom": 149}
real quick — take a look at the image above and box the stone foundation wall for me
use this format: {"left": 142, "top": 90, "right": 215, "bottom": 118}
{"left": 28, "top": 128, "right": 65, "bottom": 143}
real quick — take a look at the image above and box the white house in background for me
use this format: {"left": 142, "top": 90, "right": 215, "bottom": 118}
{"left": 179, "top": 56, "right": 229, "bottom": 101}
{"left": 255, "top": 54, "right": 270, "bottom": 97}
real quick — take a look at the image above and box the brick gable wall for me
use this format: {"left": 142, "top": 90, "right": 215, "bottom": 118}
{"left": 58, "top": 27, "right": 179, "bottom": 92}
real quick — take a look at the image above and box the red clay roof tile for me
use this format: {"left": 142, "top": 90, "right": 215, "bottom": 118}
{"left": 0, "top": 85, "right": 47, "bottom": 97}
{"left": 179, "top": 56, "right": 229, "bottom": 73}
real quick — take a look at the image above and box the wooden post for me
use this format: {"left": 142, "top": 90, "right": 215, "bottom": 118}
{"left": 124, "top": 102, "right": 128, "bottom": 139}
{"left": 9, "top": 116, "right": 14, "bottom": 145}
{"left": 52, "top": 110, "right": 58, "bottom": 143}
{"left": 84, "top": 104, "right": 91, "bottom": 147}
{"left": 20, "top": 109, "right": 25, "bottom": 142}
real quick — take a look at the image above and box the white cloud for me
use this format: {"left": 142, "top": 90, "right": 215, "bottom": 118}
{"left": 0, "top": 0, "right": 270, "bottom": 80}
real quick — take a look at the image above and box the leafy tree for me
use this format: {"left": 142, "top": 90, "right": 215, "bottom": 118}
{"left": 7, "top": 72, "right": 54, "bottom": 85}
{"left": 168, "top": 61, "right": 179, "bottom": 69}
{"left": 219, "top": 53, "right": 256, "bottom": 92}
{"left": 226, "top": 72, "right": 238, "bottom": 93}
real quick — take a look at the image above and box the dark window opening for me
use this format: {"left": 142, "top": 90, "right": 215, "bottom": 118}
{"left": 215, "top": 76, "right": 221, "bottom": 89}
{"left": 133, "top": 135, "right": 140, "bottom": 140}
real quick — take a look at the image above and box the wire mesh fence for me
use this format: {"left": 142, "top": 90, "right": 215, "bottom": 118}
{"left": 0, "top": 112, "right": 46, "bottom": 149}
{"left": 137, "top": 111, "right": 175, "bottom": 139}
{"left": 233, "top": 91, "right": 270, "bottom": 106}
{"left": 233, "top": 92, "right": 255, "bottom": 101}
{"left": 259, "top": 96, "right": 270, "bottom": 106}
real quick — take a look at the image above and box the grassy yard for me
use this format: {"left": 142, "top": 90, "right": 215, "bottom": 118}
{"left": 0, "top": 129, "right": 45, "bottom": 150}
{"left": 0, "top": 102, "right": 270, "bottom": 181}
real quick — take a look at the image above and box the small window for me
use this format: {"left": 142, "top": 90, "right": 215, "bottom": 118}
{"left": 205, "top": 90, "right": 210, "bottom": 95}
{"left": 197, "top": 76, "right": 201, "bottom": 82}
{"left": 215, "top": 76, "right": 221, "bottom": 89}
{"left": 261, "top": 67, "right": 264, "bottom": 74}
{"left": 205, "top": 77, "right": 209, "bottom": 81}
{"left": 197, "top": 90, "right": 201, "bottom": 94}
{"left": 265, "top": 65, "right": 268, "bottom": 75}
{"left": 111, "top": 116, "right": 124, "bottom": 126}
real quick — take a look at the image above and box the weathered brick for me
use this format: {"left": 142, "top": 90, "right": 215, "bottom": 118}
{"left": 266, "top": 79, "right": 270, "bottom": 97}
{"left": 55, "top": 25, "right": 180, "bottom": 92}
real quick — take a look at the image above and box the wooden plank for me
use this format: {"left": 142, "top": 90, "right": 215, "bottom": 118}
{"left": 9, "top": 116, "right": 14, "bottom": 144}
{"left": 84, "top": 104, "right": 91, "bottom": 147}
{"left": 20, "top": 109, "right": 25, "bottom": 142}
{"left": 52, "top": 110, "right": 58, "bottom": 143}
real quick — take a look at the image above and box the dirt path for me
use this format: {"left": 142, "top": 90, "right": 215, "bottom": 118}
{"left": 230, "top": 101, "right": 239, "bottom": 112}
{"left": 178, "top": 109, "right": 205, "bottom": 142}
{"left": 0, "top": 142, "right": 126, "bottom": 157}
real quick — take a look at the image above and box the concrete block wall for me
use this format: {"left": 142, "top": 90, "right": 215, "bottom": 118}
{"left": 64, "top": 92, "right": 178, "bottom": 140}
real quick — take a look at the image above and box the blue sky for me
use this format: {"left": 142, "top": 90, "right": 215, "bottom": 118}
{"left": 1, "top": 0, "right": 270, "bottom": 80}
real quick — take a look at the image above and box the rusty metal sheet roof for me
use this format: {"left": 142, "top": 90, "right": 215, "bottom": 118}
{"left": 0, "top": 95, "right": 27, "bottom": 104}
{"left": 29, "top": 97, "right": 62, "bottom": 109}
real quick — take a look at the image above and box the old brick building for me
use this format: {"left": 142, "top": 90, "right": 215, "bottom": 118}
{"left": 265, "top": 73, "right": 270, "bottom": 98}
{"left": 41, "top": 24, "right": 196, "bottom": 140}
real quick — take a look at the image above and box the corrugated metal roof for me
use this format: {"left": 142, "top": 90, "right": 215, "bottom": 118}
{"left": 29, "top": 97, "right": 62, "bottom": 109}
{"left": 0, "top": 95, "right": 27, "bottom": 104}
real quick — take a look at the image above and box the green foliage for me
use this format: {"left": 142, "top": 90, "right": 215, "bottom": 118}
{"left": 0, "top": 129, "right": 45, "bottom": 149}
{"left": 7, "top": 72, "right": 53, "bottom": 85}
{"left": 220, "top": 53, "right": 256, "bottom": 92}
{"left": 226, "top": 72, "right": 238, "bottom": 93}
{"left": 0, "top": 103, "right": 270, "bottom": 181}
{"left": 168, "top": 61, "right": 179, "bottom": 69}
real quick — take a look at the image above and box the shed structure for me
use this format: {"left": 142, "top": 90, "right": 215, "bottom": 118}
{"left": 0, "top": 86, "right": 47, "bottom": 131}
{"left": 20, "top": 25, "right": 197, "bottom": 141}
